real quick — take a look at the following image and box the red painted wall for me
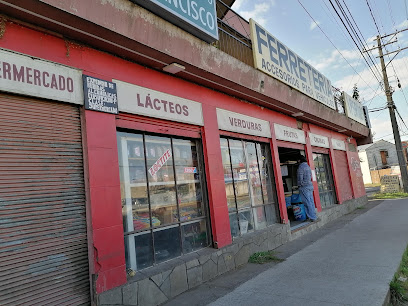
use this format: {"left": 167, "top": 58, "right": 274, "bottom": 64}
{"left": 348, "top": 150, "right": 366, "bottom": 199}
{"left": 0, "top": 20, "right": 366, "bottom": 293}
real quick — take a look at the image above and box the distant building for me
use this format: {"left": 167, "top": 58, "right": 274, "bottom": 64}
{"left": 358, "top": 140, "right": 398, "bottom": 183}
{"left": 402, "top": 141, "right": 408, "bottom": 162}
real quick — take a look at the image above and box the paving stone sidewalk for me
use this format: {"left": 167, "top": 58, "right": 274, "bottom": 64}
{"left": 164, "top": 199, "right": 408, "bottom": 306}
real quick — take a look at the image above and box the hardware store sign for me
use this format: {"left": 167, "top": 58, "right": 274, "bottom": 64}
{"left": 133, "top": 0, "right": 218, "bottom": 43}
{"left": 0, "top": 49, "right": 83, "bottom": 104}
{"left": 250, "top": 19, "right": 335, "bottom": 109}
{"left": 343, "top": 92, "right": 366, "bottom": 126}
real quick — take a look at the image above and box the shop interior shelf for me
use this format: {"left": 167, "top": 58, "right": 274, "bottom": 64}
{"left": 130, "top": 180, "right": 199, "bottom": 187}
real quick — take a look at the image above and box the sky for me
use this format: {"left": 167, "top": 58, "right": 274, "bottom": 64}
{"left": 231, "top": 0, "right": 408, "bottom": 143}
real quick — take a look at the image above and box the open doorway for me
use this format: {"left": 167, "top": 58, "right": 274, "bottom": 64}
{"left": 278, "top": 147, "right": 310, "bottom": 230}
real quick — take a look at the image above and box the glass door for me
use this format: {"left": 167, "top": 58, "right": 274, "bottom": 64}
{"left": 118, "top": 131, "right": 210, "bottom": 271}
{"left": 312, "top": 153, "right": 337, "bottom": 208}
{"left": 220, "top": 138, "right": 278, "bottom": 238}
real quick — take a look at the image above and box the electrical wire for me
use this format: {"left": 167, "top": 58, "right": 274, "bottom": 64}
{"left": 319, "top": 0, "right": 380, "bottom": 93}
{"left": 339, "top": 0, "right": 383, "bottom": 78}
{"left": 297, "top": 0, "right": 385, "bottom": 97}
{"left": 328, "top": 0, "right": 383, "bottom": 86}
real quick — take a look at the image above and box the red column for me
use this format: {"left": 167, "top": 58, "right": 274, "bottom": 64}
{"left": 269, "top": 128, "right": 289, "bottom": 223}
{"left": 329, "top": 140, "right": 342, "bottom": 204}
{"left": 305, "top": 133, "right": 322, "bottom": 212}
{"left": 346, "top": 140, "right": 357, "bottom": 198}
{"left": 201, "top": 105, "right": 232, "bottom": 248}
{"left": 83, "top": 110, "right": 126, "bottom": 294}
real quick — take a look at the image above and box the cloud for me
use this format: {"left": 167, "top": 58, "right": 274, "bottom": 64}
{"left": 310, "top": 20, "right": 320, "bottom": 31}
{"left": 239, "top": 3, "right": 271, "bottom": 26}
{"left": 371, "top": 117, "right": 393, "bottom": 140}
{"left": 308, "top": 49, "right": 361, "bottom": 72}
{"left": 396, "top": 19, "right": 408, "bottom": 30}
{"left": 232, "top": 0, "right": 244, "bottom": 11}
{"left": 234, "top": 1, "right": 276, "bottom": 26}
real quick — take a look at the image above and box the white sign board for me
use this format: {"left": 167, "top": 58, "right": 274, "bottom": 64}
{"left": 309, "top": 133, "right": 330, "bottom": 148}
{"left": 274, "top": 124, "right": 306, "bottom": 144}
{"left": 216, "top": 108, "right": 271, "bottom": 138}
{"left": 311, "top": 170, "right": 317, "bottom": 182}
{"left": 343, "top": 92, "right": 366, "bottom": 125}
{"left": 331, "top": 138, "right": 346, "bottom": 151}
{"left": 250, "top": 19, "right": 335, "bottom": 110}
{"left": 0, "top": 49, "right": 83, "bottom": 104}
{"left": 114, "top": 80, "right": 204, "bottom": 126}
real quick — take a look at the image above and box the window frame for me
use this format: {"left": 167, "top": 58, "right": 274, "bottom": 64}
{"left": 118, "top": 130, "right": 211, "bottom": 270}
{"left": 221, "top": 137, "right": 279, "bottom": 237}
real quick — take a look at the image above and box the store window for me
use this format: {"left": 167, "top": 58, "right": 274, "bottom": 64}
{"left": 117, "top": 132, "right": 210, "bottom": 271}
{"left": 220, "top": 138, "right": 278, "bottom": 238}
{"left": 312, "top": 153, "right": 337, "bottom": 208}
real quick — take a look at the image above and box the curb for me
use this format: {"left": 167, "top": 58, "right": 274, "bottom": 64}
{"left": 382, "top": 289, "right": 391, "bottom": 306}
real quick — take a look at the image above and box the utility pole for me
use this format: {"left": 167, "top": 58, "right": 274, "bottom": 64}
{"left": 376, "top": 35, "right": 408, "bottom": 193}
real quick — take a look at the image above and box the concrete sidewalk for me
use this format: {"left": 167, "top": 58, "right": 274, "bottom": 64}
{"left": 164, "top": 199, "right": 408, "bottom": 306}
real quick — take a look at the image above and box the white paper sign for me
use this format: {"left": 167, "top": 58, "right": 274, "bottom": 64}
{"left": 274, "top": 124, "right": 306, "bottom": 144}
{"left": 216, "top": 108, "right": 271, "bottom": 138}
{"left": 148, "top": 149, "right": 172, "bottom": 177}
{"left": 343, "top": 92, "right": 366, "bottom": 125}
{"left": 0, "top": 49, "right": 83, "bottom": 104}
{"left": 114, "top": 80, "right": 204, "bottom": 125}
{"left": 281, "top": 165, "right": 288, "bottom": 176}
{"left": 331, "top": 138, "right": 346, "bottom": 151}
{"left": 250, "top": 20, "right": 335, "bottom": 109}
{"left": 309, "top": 133, "right": 329, "bottom": 148}
{"left": 311, "top": 170, "right": 317, "bottom": 181}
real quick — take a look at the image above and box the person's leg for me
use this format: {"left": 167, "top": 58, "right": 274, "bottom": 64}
{"left": 300, "top": 188, "right": 317, "bottom": 220}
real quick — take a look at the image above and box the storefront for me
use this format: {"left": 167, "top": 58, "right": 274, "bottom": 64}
{"left": 0, "top": 5, "right": 370, "bottom": 304}
{"left": 0, "top": 51, "right": 91, "bottom": 304}
{"left": 274, "top": 124, "right": 311, "bottom": 227}
{"left": 114, "top": 81, "right": 211, "bottom": 272}
{"left": 332, "top": 138, "right": 354, "bottom": 203}
{"left": 217, "top": 109, "right": 279, "bottom": 238}
{"left": 310, "top": 133, "right": 337, "bottom": 208}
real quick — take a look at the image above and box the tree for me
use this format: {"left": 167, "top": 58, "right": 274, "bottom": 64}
{"left": 352, "top": 83, "right": 360, "bottom": 101}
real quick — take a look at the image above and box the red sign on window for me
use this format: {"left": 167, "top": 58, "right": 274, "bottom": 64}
{"left": 148, "top": 149, "right": 172, "bottom": 177}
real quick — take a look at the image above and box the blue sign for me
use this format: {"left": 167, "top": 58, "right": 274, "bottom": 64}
{"left": 83, "top": 75, "right": 118, "bottom": 114}
{"left": 132, "top": 0, "right": 218, "bottom": 43}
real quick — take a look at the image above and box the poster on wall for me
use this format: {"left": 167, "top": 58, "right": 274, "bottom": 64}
{"left": 83, "top": 75, "right": 118, "bottom": 114}
{"left": 249, "top": 19, "right": 336, "bottom": 110}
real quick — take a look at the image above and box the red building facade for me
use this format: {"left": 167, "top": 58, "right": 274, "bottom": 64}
{"left": 0, "top": 1, "right": 370, "bottom": 305}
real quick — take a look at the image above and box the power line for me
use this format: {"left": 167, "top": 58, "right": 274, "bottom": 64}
{"left": 320, "top": 0, "right": 378, "bottom": 92}
{"left": 297, "top": 0, "right": 386, "bottom": 98}
{"left": 338, "top": 0, "right": 383, "bottom": 78}
{"left": 328, "top": 0, "right": 383, "bottom": 85}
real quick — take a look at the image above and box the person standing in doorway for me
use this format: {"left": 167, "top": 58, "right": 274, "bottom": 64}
{"left": 297, "top": 155, "right": 319, "bottom": 222}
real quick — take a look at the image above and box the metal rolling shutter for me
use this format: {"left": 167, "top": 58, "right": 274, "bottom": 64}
{"left": 334, "top": 150, "right": 353, "bottom": 202}
{"left": 0, "top": 94, "right": 90, "bottom": 305}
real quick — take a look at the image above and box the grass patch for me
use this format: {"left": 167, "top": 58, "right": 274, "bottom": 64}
{"left": 372, "top": 192, "right": 408, "bottom": 199}
{"left": 390, "top": 244, "right": 408, "bottom": 305}
{"left": 248, "top": 251, "right": 285, "bottom": 264}
{"left": 356, "top": 206, "right": 366, "bottom": 210}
